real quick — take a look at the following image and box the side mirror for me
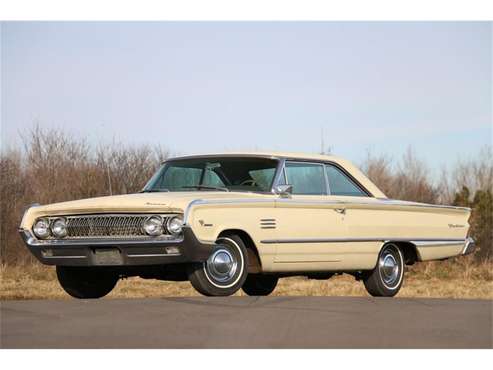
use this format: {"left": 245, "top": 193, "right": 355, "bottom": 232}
{"left": 275, "top": 184, "right": 293, "bottom": 198}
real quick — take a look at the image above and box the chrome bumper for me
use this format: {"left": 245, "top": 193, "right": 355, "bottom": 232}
{"left": 19, "top": 226, "right": 215, "bottom": 266}
{"left": 462, "top": 237, "right": 476, "bottom": 255}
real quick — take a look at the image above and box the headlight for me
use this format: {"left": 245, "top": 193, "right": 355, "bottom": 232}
{"left": 167, "top": 216, "right": 183, "bottom": 236}
{"left": 143, "top": 215, "right": 164, "bottom": 236}
{"left": 33, "top": 218, "right": 51, "bottom": 239}
{"left": 51, "top": 218, "right": 67, "bottom": 238}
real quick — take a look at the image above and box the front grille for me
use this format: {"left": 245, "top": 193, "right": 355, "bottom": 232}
{"left": 53, "top": 214, "right": 177, "bottom": 239}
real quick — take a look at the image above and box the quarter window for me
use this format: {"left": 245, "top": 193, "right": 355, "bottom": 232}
{"left": 285, "top": 162, "right": 327, "bottom": 195}
{"left": 325, "top": 164, "right": 367, "bottom": 197}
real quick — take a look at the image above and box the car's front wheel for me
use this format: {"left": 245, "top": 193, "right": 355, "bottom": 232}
{"left": 56, "top": 266, "right": 119, "bottom": 299}
{"left": 363, "top": 243, "right": 404, "bottom": 297}
{"left": 188, "top": 235, "right": 248, "bottom": 296}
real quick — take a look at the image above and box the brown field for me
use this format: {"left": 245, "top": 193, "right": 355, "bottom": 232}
{"left": 1, "top": 258, "right": 492, "bottom": 300}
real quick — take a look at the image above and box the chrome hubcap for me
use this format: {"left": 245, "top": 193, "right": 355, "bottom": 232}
{"left": 379, "top": 247, "right": 401, "bottom": 287}
{"left": 206, "top": 248, "right": 238, "bottom": 283}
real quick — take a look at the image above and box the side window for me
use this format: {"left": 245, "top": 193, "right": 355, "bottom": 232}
{"left": 285, "top": 162, "right": 327, "bottom": 195}
{"left": 325, "top": 164, "right": 367, "bottom": 197}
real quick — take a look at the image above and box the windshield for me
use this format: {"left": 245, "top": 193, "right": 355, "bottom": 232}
{"left": 142, "top": 157, "right": 279, "bottom": 193}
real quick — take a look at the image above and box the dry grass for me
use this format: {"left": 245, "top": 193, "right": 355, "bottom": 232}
{"left": 1, "top": 258, "right": 492, "bottom": 300}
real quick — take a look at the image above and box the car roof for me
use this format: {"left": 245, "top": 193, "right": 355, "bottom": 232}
{"left": 167, "top": 151, "right": 343, "bottom": 163}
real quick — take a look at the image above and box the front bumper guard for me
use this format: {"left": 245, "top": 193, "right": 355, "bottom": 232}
{"left": 19, "top": 226, "right": 215, "bottom": 266}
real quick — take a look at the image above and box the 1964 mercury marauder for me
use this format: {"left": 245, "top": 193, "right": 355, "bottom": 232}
{"left": 19, "top": 152, "right": 475, "bottom": 298}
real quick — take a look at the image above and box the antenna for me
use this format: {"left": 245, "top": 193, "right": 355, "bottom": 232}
{"left": 106, "top": 162, "right": 113, "bottom": 196}
{"left": 320, "top": 128, "right": 325, "bottom": 155}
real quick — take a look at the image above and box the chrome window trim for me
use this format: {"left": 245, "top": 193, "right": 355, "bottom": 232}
{"left": 323, "top": 163, "right": 332, "bottom": 195}
{"left": 270, "top": 158, "right": 287, "bottom": 194}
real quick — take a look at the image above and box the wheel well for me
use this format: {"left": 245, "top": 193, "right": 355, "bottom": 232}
{"left": 391, "top": 241, "right": 419, "bottom": 265}
{"left": 218, "top": 229, "right": 262, "bottom": 273}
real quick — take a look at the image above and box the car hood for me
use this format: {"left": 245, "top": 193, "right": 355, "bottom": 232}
{"left": 21, "top": 191, "right": 274, "bottom": 227}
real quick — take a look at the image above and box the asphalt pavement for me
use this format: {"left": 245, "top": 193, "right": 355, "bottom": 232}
{"left": 1, "top": 296, "right": 491, "bottom": 348}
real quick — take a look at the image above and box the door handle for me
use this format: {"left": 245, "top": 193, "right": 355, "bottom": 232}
{"left": 334, "top": 208, "right": 346, "bottom": 214}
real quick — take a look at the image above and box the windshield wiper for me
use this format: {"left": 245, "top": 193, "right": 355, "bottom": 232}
{"left": 139, "top": 188, "right": 170, "bottom": 193}
{"left": 181, "top": 185, "right": 229, "bottom": 192}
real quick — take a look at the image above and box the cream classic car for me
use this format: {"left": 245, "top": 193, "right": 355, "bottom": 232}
{"left": 19, "top": 152, "right": 475, "bottom": 298}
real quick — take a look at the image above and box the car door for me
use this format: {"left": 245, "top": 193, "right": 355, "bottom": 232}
{"left": 322, "top": 163, "right": 382, "bottom": 270}
{"left": 272, "top": 161, "right": 347, "bottom": 268}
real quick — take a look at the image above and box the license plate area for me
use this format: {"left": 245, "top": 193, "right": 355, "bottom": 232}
{"left": 92, "top": 248, "right": 123, "bottom": 265}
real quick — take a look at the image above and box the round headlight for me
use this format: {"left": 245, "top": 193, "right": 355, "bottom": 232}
{"left": 51, "top": 218, "right": 67, "bottom": 238}
{"left": 33, "top": 218, "right": 51, "bottom": 239}
{"left": 167, "top": 216, "right": 183, "bottom": 235}
{"left": 143, "top": 216, "right": 164, "bottom": 236}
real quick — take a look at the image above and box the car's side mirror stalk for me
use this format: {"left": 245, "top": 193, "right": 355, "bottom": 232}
{"left": 275, "top": 184, "right": 293, "bottom": 198}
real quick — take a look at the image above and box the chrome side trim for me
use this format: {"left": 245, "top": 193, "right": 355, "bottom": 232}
{"left": 412, "top": 240, "right": 465, "bottom": 247}
{"left": 43, "top": 255, "right": 87, "bottom": 259}
{"left": 275, "top": 198, "right": 470, "bottom": 211}
{"left": 183, "top": 198, "right": 277, "bottom": 225}
{"left": 183, "top": 199, "right": 469, "bottom": 224}
{"left": 128, "top": 253, "right": 178, "bottom": 258}
{"left": 375, "top": 198, "right": 471, "bottom": 211}
{"left": 183, "top": 199, "right": 206, "bottom": 226}
{"left": 260, "top": 237, "right": 466, "bottom": 245}
{"left": 462, "top": 237, "right": 476, "bottom": 255}
{"left": 20, "top": 203, "right": 41, "bottom": 230}
{"left": 182, "top": 197, "right": 469, "bottom": 226}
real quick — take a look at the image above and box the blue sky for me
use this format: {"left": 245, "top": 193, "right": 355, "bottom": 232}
{"left": 1, "top": 22, "right": 491, "bottom": 171}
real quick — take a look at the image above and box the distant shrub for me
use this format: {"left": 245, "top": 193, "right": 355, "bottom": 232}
{"left": 0, "top": 126, "right": 168, "bottom": 265}
{"left": 362, "top": 146, "right": 492, "bottom": 261}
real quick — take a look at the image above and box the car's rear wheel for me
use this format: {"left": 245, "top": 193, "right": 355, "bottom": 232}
{"left": 56, "top": 266, "right": 119, "bottom": 299}
{"left": 188, "top": 235, "right": 248, "bottom": 296}
{"left": 241, "top": 274, "right": 278, "bottom": 296}
{"left": 363, "top": 243, "right": 404, "bottom": 297}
